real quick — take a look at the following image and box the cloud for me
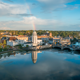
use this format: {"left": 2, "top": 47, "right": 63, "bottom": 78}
{"left": 37, "top": 0, "right": 74, "bottom": 3}
{"left": 21, "top": 16, "right": 60, "bottom": 25}
{"left": 0, "top": 2, "right": 32, "bottom": 17}
{"left": 0, "top": 16, "right": 80, "bottom": 30}
{"left": 15, "top": 14, "right": 33, "bottom": 16}
{"left": 0, "top": 16, "right": 62, "bottom": 30}
{"left": 1, "top": 13, "right": 33, "bottom": 17}
{"left": 1, "top": 50, "right": 80, "bottom": 80}
{"left": 0, "top": 27, "right": 11, "bottom": 30}
{"left": 37, "top": 0, "right": 78, "bottom": 12}
{"left": 4, "top": 0, "right": 13, "bottom": 3}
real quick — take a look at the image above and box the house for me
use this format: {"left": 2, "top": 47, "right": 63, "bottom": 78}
{"left": 43, "top": 31, "right": 52, "bottom": 37}
{"left": 7, "top": 40, "right": 18, "bottom": 46}
{"left": 60, "top": 37, "right": 71, "bottom": 45}
{"left": 7, "top": 37, "right": 27, "bottom": 46}
{"left": 49, "top": 36, "right": 70, "bottom": 45}
{"left": 1, "top": 31, "right": 9, "bottom": 35}
{"left": 53, "top": 37, "right": 61, "bottom": 45}
{"left": 16, "top": 35, "right": 28, "bottom": 42}
{"left": 7, "top": 37, "right": 18, "bottom": 46}
{"left": 37, "top": 35, "right": 49, "bottom": 43}
{"left": 49, "top": 38, "right": 53, "bottom": 44}
{"left": 49, "top": 36, "right": 61, "bottom": 44}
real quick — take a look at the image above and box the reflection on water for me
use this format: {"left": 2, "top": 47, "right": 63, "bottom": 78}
{"left": 0, "top": 49, "right": 80, "bottom": 80}
{"left": 0, "top": 51, "right": 41, "bottom": 64}
{"left": 32, "top": 51, "right": 41, "bottom": 64}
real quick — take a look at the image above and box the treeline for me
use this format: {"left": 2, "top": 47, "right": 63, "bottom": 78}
{"left": 0, "top": 30, "right": 80, "bottom": 38}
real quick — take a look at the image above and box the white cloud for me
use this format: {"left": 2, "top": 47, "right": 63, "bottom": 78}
{"left": 38, "top": 0, "right": 74, "bottom": 3}
{"left": 0, "top": 16, "right": 80, "bottom": 30}
{"left": 0, "top": 27, "right": 11, "bottom": 30}
{"left": 0, "top": 2, "right": 29, "bottom": 16}
{"left": 21, "top": 16, "right": 59, "bottom": 25}
{"left": 0, "top": 16, "right": 63, "bottom": 30}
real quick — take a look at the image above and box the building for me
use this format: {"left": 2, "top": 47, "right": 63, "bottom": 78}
{"left": 49, "top": 38, "right": 53, "bottom": 44}
{"left": 16, "top": 35, "right": 28, "bottom": 42}
{"left": 1, "top": 37, "right": 9, "bottom": 43}
{"left": 23, "top": 42, "right": 33, "bottom": 47}
{"left": 23, "top": 31, "right": 43, "bottom": 47}
{"left": 1, "top": 31, "right": 9, "bottom": 35}
{"left": 37, "top": 35, "right": 49, "bottom": 43}
{"left": 37, "top": 39, "right": 43, "bottom": 45}
{"left": 7, "top": 37, "right": 26, "bottom": 46}
{"left": 7, "top": 40, "right": 18, "bottom": 46}
{"left": 49, "top": 36, "right": 71, "bottom": 45}
{"left": 52, "top": 36, "right": 61, "bottom": 45}
{"left": 44, "top": 31, "right": 52, "bottom": 37}
{"left": 32, "top": 31, "right": 37, "bottom": 46}
{"left": 7, "top": 37, "right": 18, "bottom": 46}
{"left": 61, "top": 37, "right": 71, "bottom": 45}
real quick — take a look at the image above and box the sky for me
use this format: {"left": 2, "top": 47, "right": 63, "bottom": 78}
{"left": 0, "top": 0, "right": 80, "bottom": 31}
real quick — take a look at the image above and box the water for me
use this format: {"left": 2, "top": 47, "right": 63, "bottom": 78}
{"left": 0, "top": 49, "right": 80, "bottom": 80}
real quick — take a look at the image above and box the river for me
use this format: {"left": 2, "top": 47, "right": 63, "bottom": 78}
{"left": 0, "top": 49, "right": 80, "bottom": 80}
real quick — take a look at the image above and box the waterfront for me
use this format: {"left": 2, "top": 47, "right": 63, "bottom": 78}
{"left": 0, "top": 49, "right": 80, "bottom": 80}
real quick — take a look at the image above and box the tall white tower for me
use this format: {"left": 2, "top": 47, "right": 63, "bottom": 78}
{"left": 32, "top": 31, "right": 37, "bottom": 46}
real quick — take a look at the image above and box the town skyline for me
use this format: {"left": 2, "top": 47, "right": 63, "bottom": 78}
{"left": 0, "top": 0, "right": 80, "bottom": 31}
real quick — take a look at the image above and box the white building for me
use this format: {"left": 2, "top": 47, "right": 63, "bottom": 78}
{"left": 7, "top": 41, "right": 18, "bottom": 46}
{"left": 32, "top": 31, "right": 37, "bottom": 46}
{"left": 23, "top": 31, "right": 43, "bottom": 47}
{"left": 37, "top": 39, "right": 43, "bottom": 45}
{"left": 16, "top": 40, "right": 25, "bottom": 45}
{"left": 42, "top": 38, "right": 49, "bottom": 42}
{"left": 7, "top": 40, "right": 26, "bottom": 46}
{"left": 7, "top": 31, "right": 43, "bottom": 47}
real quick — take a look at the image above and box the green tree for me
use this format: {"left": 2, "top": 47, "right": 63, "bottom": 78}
{"left": 26, "top": 45, "right": 29, "bottom": 48}
{"left": 3, "top": 40, "right": 6, "bottom": 45}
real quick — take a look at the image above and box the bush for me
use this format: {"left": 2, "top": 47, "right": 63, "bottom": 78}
{"left": 3, "top": 48, "right": 8, "bottom": 51}
{"left": 0, "top": 48, "right": 2, "bottom": 52}
{"left": 18, "top": 44, "right": 22, "bottom": 49}
{"left": 26, "top": 45, "right": 29, "bottom": 48}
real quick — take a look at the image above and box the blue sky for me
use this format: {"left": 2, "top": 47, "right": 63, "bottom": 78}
{"left": 0, "top": 0, "right": 80, "bottom": 30}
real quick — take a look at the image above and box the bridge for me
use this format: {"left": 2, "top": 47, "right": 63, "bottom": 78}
{"left": 52, "top": 44, "right": 80, "bottom": 51}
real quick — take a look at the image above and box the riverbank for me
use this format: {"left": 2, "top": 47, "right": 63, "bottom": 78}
{"left": 0, "top": 49, "right": 24, "bottom": 54}
{"left": 0, "top": 44, "right": 80, "bottom": 54}
{"left": 0, "top": 45, "right": 52, "bottom": 54}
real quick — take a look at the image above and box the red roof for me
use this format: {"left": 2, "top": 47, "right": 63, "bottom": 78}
{"left": 9, "top": 37, "right": 17, "bottom": 41}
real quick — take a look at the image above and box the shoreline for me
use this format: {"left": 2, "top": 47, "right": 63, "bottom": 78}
{"left": 0, "top": 49, "right": 23, "bottom": 54}
{"left": 0, "top": 47, "right": 80, "bottom": 54}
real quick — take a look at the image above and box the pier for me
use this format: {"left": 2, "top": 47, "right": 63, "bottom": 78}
{"left": 52, "top": 44, "right": 80, "bottom": 51}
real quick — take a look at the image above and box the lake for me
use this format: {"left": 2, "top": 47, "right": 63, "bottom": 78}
{"left": 0, "top": 49, "right": 80, "bottom": 80}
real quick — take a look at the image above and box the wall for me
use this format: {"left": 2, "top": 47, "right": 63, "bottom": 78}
{"left": 23, "top": 43, "right": 32, "bottom": 47}
{"left": 37, "top": 40, "right": 42, "bottom": 45}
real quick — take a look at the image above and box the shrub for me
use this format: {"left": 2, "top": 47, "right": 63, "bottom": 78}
{"left": 0, "top": 48, "right": 2, "bottom": 52}
{"left": 26, "top": 45, "right": 29, "bottom": 48}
